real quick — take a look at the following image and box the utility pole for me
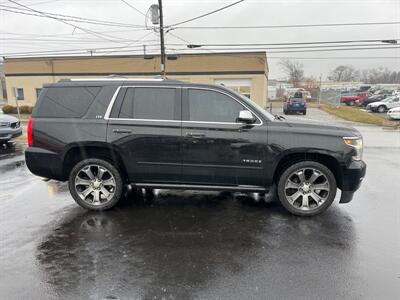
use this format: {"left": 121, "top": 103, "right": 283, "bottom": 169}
{"left": 158, "top": 0, "right": 166, "bottom": 77}
{"left": 318, "top": 74, "right": 322, "bottom": 106}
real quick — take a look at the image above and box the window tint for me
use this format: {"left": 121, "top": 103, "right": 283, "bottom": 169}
{"left": 118, "top": 87, "right": 176, "bottom": 120}
{"left": 35, "top": 86, "right": 101, "bottom": 118}
{"left": 188, "top": 89, "right": 244, "bottom": 123}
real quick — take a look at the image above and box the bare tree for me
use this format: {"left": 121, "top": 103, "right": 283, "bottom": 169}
{"left": 279, "top": 59, "right": 304, "bottom": 87}
{"left": 328, "top": 65, "right": 360, "bottom": 82}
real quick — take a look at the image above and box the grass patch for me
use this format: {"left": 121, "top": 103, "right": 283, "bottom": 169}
{"left": 319, "top": 104, "right": 397, "bottom": 127}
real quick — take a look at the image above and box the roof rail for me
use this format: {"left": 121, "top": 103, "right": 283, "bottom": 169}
{"left": 61, "top": 78, "right": 166, "bottom": 82}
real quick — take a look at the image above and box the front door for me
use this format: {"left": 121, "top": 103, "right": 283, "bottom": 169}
{"left": 181, "top": 88, "right": 266, "bottom": 187}
{"left": 107, "top": 86, "right": 182, "bottom": 183}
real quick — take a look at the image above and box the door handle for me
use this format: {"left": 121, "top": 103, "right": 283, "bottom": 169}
{"left": 113, "top": 129, "right": 132, "bottom": 134}
{"left": 185, "top": 132, "right": 205, "bottom": 139}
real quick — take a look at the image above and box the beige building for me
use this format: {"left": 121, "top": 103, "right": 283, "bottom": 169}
{"left": 3, "top": 52, "right": 268, "bottom": 107}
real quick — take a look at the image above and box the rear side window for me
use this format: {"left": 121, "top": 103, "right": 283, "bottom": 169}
{"left": 35, "top": 86, "right": 101, "bottom": 118}
{"left": 118, "top": 87, "right": 176, "bottom": 120}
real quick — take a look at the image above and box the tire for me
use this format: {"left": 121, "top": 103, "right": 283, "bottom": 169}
{"left": 277, "top": 161, "right": 337, "bottom": 216}
{"left": 349, "top": 101, "right": 355, "bottom": 106}
{"left": 303, "top": 111, "right": 307, "bottom": 115}
{"left": 377, "top": 105, "right": 386, "bottom": 113}
{"left": 68, "top": 158, "right": 124, "bottom": 210}
{"left": 283, "top": 110, "right": 288, "bottom": 115}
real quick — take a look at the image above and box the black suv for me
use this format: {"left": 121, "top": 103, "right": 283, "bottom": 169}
{"left": 25, "top": 79, "right": 366, "bottom": 216}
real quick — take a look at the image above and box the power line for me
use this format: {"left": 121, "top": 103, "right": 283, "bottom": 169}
{"left": 5, "top": 0, "right": 134, "bottom": 43}
{"left": 0, "top": 5, "right": 146, "bottom": 28}
{"left": 168, "top": 0, "right": 245, "bottom": 27}
{"left": 119, "top": 0, "right": 147, "bottom": 17}
{"left": 172, "top": 46, "right": 400, "bottom": 54}
{"left": 176, "top": 39, "right": 400, "bottom": 47}
{"left": 172, "top": 21, "right": 400, "bottom": 30}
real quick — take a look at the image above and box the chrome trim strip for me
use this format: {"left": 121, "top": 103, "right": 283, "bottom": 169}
{"left": 104, "top": 86, "right": 122, "bottom": 120}
{"left": 104, "top": 85, "right": 264, "bottom": 127}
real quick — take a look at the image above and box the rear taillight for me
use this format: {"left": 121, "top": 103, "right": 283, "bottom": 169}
{"left": 27, "top": 118, "right": 34, "bottom": 147}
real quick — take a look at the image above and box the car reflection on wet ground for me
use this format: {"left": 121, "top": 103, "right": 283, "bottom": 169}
{"left": 1, "top": 110, "right": 399, "bottom": 300}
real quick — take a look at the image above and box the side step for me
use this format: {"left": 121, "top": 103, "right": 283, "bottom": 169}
{"left": 130, "top": 183, "right": 267, "bottom": 193}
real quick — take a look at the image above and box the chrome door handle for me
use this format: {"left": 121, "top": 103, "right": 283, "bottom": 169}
{"left": 186, "top": 133, "right": 205, "bottom": 139}
{"left": 113, "top": 129, "right": 132, "bottom": 134}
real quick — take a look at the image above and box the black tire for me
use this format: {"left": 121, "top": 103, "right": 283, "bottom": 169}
{"left": 349, "top": 101, "right": 355, "bottom": 106}
{"left": 377, "top": 105, "right": 386, "bottom": 113}
{"left": 277, "top": 161, "right": 337, "bottom": 216}
{"left": 283, "top": 110, "right": 288, "bottom": 115}
{"left": 68, "top": 158, "right": 124, "bottom": 210}
{"left": 303, "top": 111, "right": 307, "bottom": 115}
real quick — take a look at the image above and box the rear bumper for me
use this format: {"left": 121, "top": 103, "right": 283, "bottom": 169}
{"left": 286, "top": 107, "right": 306, "bottom": 112}
{"left": 339, "top": 160, "right": 366, "bottom": 203}
{"left": 25, "top": 147, "right": 64, "bottom": 180}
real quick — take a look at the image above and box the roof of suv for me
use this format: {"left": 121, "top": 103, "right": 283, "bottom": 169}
{"left": 43, "top": 78, "right": 232, "bottom": 92}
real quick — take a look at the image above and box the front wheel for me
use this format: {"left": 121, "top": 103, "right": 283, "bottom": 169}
{"left": 277, "top": 161, "right": 337, "bottom": 216}
{"left": 377, "top": 105, "right": 386, "bottom": 113}
{"left": 68, "top": 158, "right": 124, "bottom": 210}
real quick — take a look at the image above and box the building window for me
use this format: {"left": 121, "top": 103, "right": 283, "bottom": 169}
{"left": 214, "top": 79, "right": 252, "bottom": 99}
{"left": 35, "top": 88, "right": 43, "bottom": 100}
{"left": 15, "top": 88, "right": 24, "bottom": 100}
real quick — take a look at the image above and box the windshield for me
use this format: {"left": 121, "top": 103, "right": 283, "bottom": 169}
{"left": 229, "top": 89, "right": 275, "bottom": 121}
{"left": 382, "top": 96, "right": 397, "bottom": 103}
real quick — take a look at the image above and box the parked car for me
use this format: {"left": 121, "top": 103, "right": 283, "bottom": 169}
{"left": 360, "top": 94, "right": 388, "bottom": 107}
{"left": 341, "top": 92, "right": 369, "bottom": 106}
{"left": 387, "top": 107, "right": 400, "bottom": 120}
{"left": 366, "top": 96, "right": 400, "bottom": 113}
{"left": 283, "top": 97, "right": 307, "bottom": 115}
{"left": 0, "top": 108, "right": 22, "bottom": 144}
{"left": 25, "top": 78, "right": 366, "bottom": 217}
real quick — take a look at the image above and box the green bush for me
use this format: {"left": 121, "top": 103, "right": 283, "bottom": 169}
{"left": 19, "top": 105, "right": 34, "bottom": 114}
{"left": 1, "top": 105, "right": 17, "bottom": 114}
{"left": 1, "top": 105, "right": 33, "bottom": 114}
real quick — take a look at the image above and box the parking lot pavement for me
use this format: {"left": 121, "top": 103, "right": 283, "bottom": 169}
{"left": 1, "top": 110, "right": 399, "bottom": 299}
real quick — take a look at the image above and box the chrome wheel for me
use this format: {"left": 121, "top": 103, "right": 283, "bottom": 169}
{"left": 74, "top": 164, "right": 116, "bottom": 206}
{"left": 284, "top": 167, "right": 330, "bottom": 211}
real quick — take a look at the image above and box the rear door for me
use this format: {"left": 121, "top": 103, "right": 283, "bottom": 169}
{"left": 106, "top": 86, "right": 182, "bottom": 183}
{"left": 181, "top": 87, "right": 266, "bottom": 187}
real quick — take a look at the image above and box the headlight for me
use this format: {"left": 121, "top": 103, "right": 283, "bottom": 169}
{"left": 343, "top": 136, "right": 363, "bottom": 161}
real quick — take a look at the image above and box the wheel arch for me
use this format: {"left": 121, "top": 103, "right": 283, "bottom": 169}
{"left": 62, "top": 142, "right": 128, "bottom": 182}
{"left": 272, "top": 151, "right": 344, "bottom": 189}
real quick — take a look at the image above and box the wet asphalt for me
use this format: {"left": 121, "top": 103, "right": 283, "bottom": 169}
{"left": 0, "top": 108, "right": 399, "bottom": 300}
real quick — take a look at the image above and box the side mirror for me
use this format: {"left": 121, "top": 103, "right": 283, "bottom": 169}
{"left": 237, "top": 110, "right": 256, "bottom": 124}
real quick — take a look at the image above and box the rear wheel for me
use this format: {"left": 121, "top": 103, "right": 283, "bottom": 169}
{"left": 348, "top": 101, "right": 355, "bottom": 106}
{"left": 303, "top": 111, "right": 307, "bottom": 115}
{"left": 68, "top": 158, "right": 123, "bottom": 210}
{"left": 277, "top": 161, "right": 337, "bottom": 216}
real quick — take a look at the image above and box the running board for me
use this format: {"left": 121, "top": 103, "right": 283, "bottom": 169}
{"left": 131, "top": 183, "right": 267, "bottom": 193}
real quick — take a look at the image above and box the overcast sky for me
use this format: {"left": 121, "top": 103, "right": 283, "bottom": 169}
{"left": 1, "top": 0, "right": 399, "bottom": 79}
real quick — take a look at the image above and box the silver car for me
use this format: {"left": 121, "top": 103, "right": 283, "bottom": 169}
{"left": 0, "top": 108, "right": 23, "bottom": 144}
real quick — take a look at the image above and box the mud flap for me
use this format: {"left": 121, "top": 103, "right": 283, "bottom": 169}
{"left": 339, "top": 191, "right": 354, "bottom": 203}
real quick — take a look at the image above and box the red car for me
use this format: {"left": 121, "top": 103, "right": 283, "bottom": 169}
{"left": 340, "top": 92, "right": 369, "bottom": 106}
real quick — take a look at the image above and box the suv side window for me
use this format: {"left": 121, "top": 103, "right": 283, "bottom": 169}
{"left": 187, "top": 89, "right": 245, "bottom": 123}
{"left": 35, "top": 86, "right": 101, "bottom": 118}
{"left": 118, "top": 87, "right": 176, "bottom": 120}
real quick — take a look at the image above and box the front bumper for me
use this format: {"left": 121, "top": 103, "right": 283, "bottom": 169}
{"left": 339, "top": 160, "right": 367, "bottom": 203}
{"left": 0, "top": 127, "right": 23, "bottom": 141}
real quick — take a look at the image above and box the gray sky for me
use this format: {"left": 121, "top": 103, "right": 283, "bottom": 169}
{"left": 1, "top": 0, "right": 399, "bottom": 79}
